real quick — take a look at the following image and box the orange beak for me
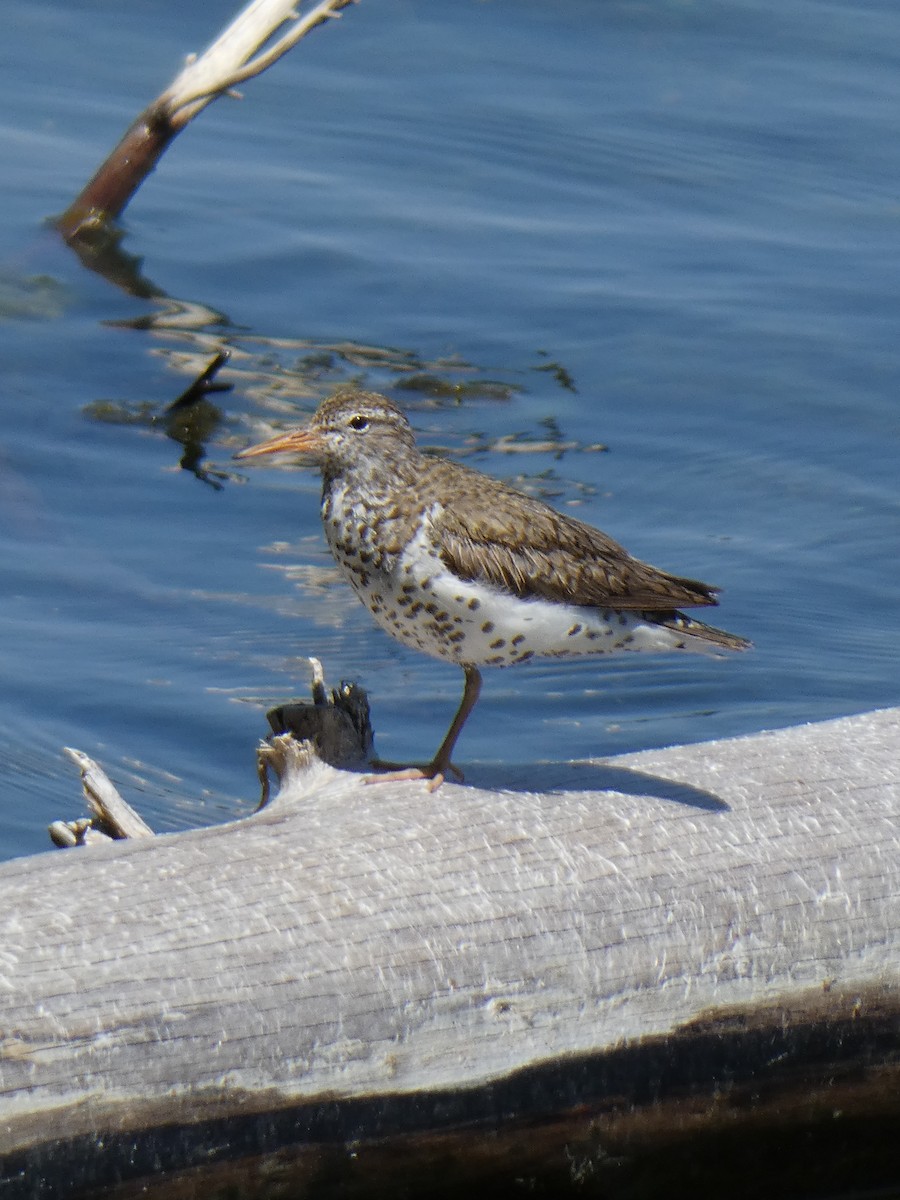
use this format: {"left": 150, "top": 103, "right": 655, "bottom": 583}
{"left": 234, "top": 426, "right": 324, "bottom": 461}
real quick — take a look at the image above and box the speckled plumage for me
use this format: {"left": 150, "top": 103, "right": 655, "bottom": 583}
{"left": 237, "top": 389, "right": 750, "bottom": 787}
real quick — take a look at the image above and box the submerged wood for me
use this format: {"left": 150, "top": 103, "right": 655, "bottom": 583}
{"left": 1, "top": 707, "right": 899, "bottom": 1198}
{"left": 57, "top": 0, "right": 358, "bottom": 242}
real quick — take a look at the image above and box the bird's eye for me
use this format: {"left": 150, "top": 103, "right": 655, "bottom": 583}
{"left": 348, "top": 414, "right": 369, "bottom": 432}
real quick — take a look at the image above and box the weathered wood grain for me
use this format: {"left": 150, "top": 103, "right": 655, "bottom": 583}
{"left": 1, "top": 707, "right": 899, "bottom": 1198}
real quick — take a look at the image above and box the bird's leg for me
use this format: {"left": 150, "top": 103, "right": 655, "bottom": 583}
{"left": 423, "top": 664, "right": 482, "bottom": 789}
{"left": 366, "top": 666, "right": 482, "bottom": 792}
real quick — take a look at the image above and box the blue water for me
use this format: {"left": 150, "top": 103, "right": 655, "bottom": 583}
{"left": 0, "top": 0, "right": 897, "bottom": 860}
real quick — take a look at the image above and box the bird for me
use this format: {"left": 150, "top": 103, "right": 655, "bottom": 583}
{"left": 236, "top": 389, "right": 750, "bottom": 789}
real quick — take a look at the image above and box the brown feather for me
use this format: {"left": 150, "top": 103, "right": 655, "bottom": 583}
{"left": 424, "top": 456, "right": 720, "bottom": 612}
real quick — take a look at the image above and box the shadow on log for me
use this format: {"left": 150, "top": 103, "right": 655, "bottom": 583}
{"left": 1, "top": 706, "right": 899, "bottom": 1199}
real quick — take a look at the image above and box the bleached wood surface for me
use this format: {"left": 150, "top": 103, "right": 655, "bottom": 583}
{"left": 1, "top": 707, "right": 899, "bottom": 1198}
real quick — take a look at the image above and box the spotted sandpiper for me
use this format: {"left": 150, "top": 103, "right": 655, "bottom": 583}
{"left": 236, "top": 389, "right": 750, "bottom": 789}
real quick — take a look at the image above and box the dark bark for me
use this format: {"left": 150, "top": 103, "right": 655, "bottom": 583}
{"left": 56, "top": 104, "right": 178, "bottom": 242}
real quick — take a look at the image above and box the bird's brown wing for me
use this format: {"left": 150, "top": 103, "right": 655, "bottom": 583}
{"left": 428, "top": 460, "right": 719, "bottom": 611}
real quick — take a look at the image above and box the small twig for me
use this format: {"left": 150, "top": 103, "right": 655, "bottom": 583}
{"left": 309, "top": 655, "right": 329, "bottom": 706}
{"left": 165, "top": 349, "right": 232, "bottom": 413}
{"left": 162, "top": 0, "right": 360, "bottom": 120}
{"left": 52, "top": 749, "right": 155, "bottom": 847}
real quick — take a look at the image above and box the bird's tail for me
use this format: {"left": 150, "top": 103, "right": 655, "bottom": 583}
{"left": 656, "top": 610, "right": 752, "bottom": 654}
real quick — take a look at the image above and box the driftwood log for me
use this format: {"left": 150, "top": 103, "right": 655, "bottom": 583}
{"left": 1, "top": 705, "right": 899, "bottom": 1199}
{"left": 58, "top": 0, "right": 357, "bottom": 243}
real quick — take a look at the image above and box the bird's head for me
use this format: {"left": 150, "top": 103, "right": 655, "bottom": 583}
{"left": 235, "top": 390, "right": 418, "bottom": 479}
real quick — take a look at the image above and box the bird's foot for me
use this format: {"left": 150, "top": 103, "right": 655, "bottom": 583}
{"left": 365, "top": 758, "right": 464, "bottom": 792}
